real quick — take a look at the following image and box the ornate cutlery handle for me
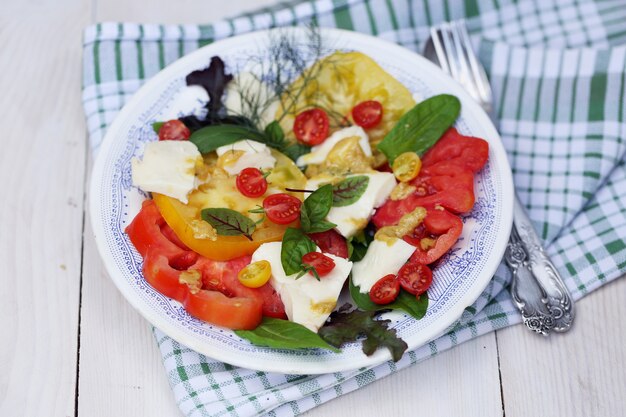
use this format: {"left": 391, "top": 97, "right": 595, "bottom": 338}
{"left": 505, "top": 195, "right": 575, "bottom": 335}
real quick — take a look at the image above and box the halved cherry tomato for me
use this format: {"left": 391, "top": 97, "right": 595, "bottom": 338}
{"left": 183, "top": 289, "right": 263, "bottom": 330}
{"left": 352, "top": 100, "right": 383, "bottom": 128}
{"left": 369, "top": 274, "right": 400, "bottom": 305}
{"left": 421, "top": 127, "right": 489, "bottom": 173}
{"left": 307, "top": 229, "right": 349, "bottom": 258}
{"left": 404, "top": 209, "right": 463, "bottom": 265}
{"left": 236, "top": 167, "right": 268, "bottom": 198}
{"left": 158, "top": 119, "right": 191, "bottom": 141}
{"left": 302, "top": 252, "right": 336, "bottom": 277}
{"left": 397, "top": 261, "right": 433, "bottom": 295}
{"left": 392, "top": 151, "right": 422, "bottom": 182}
{"left": 293, "top": 108, "right": 329, "bottom": 145}
{"left": 263, "top": 193, "right": 302, "bottom": 225}
{"left": 238, "top": 260, "right": 272, "bottom": 288}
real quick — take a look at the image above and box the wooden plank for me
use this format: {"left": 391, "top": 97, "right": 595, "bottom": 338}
{"left": 77, "top": 208, "right": 182, "bottom": 417}
{"left": 304, "top": 334, "right": 503, "bottom": 417}
{"left": 497, "top": 277, "right": 626, "bottom": 417}
{"left": 0, "top": 4, "right": 89, "bottom": 417}
{"left": 76, "top": 2, "right": 278, "bottom": 417}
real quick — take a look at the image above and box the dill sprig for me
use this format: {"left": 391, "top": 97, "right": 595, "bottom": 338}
{"left": 227, "top": 25, "right": 352, "bottom": 133}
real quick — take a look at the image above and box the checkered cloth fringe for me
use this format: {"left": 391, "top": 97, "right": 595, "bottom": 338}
{"left": 82, "top": 0, "right": 626, "bottom": 415}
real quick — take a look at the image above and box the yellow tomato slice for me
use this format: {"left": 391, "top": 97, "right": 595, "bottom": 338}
{"left": 278, "top": 51, "right": 416, "bottom": 146}
{"left": 153, "top": 149, "right": 306, "bottom": 261}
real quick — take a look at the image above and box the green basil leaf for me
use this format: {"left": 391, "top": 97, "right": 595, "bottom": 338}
{"left": 299, "top": 203, "right": 312, "bottom": 232}
{"left": 282, "top": 143, "right": 311, "bottom": 162}
{"left": 349, "top": 276, "right": 429, "bottom": 320}
{"left": 201, "top": 208, "right": 255, "bottom": 240}
{"left": 152, "top": 121, "right": 164, "bottom": 133}
{"left": 306, "top": 220, "right": 337, "bottom": 234}
{"left": 265, "top": 120, "right": 285, "bottom": 142}
{"left": 332, "top": 176, "right": 369, "bottom": 207}
{"left": 281, "top": 228, "right": 317, "bottom": 275}
{"left": 189, "top": 125, "right": 267, "bottom": 153}
{"left": 300, "top": 184, "right": 335, "bottom": 233}
{"left": 348, "top": 228, "right": 374, "bottom": 262}
{"left": 377, "top": 94, "right": 461, "bottom": 163}
{"left": 235, "top": 317, "right": 340, "bottom": 352}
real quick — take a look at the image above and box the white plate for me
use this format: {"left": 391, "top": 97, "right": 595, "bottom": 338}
{"left": 90, "top": 27, "right": 513, "bottom": 374}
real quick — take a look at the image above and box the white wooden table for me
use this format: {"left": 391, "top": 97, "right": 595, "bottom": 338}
{"left": 1, "top": 1, "right": 625, "bottom": 416}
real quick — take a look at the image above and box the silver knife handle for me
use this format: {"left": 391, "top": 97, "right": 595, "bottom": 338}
{"left": 505, "top": 195, "right": 575, "bottom": 335}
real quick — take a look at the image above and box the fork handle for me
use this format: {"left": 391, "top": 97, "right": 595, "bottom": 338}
{"left": 504, "top": 194, "right": 575, "bottom": 335}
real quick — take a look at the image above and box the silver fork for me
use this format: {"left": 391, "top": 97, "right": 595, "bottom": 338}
{"left": 423, "top": 20, "right": 574, "bottom": 336}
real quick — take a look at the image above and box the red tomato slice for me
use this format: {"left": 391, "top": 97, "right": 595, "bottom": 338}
{"left": 293, "top": 108, "right": 330, "bottom": 145}
{"left": 421, "top": 127, "right": 489, "bottom": 173}
{"left": 413, "top": 168, "right": 475, "bottom": 194}
{"left": 263, "top": 193, "right": 302, "bottom": 225}
{"left": 236, "top": 167, "right": 268, "bottom": 198}
{"left": 183, "top": 289, "right": 263, "bottom": 330}
{"left": 369, "top": 274, "right": 400, "bottom": 305}
{"left": 372, "top": 127, "right": 488, "bottom": 227}
{"left": 125, "top": 200, "right": 185, "bottom": 258}
{"left": 351, "top": 100, "right": 383, "bottom": 128}
{"left": 302, "top": 252, "right": 336, "bottom": 277}
{"left": 161, "top": 223, "right": 191, "bottom": 251}
{"left": 169, "top": 251, "right": 199, "bottom": 271}
{"left": 195, "top": 256, "right": 286, "bottom": 319}
{"left": 372, "top": 160, "right": 478, "bottom": 228}
{"left": 307, "top": 229, "right": 349, "bottom": 258}
{"left": 158, "top": 119, "right": 191, "bottom": 141}
{"left": 405, "top": 209, "right": 463, "bottom": 265}
{"left": 397, "top": 261, "right": 433, "bottom": 295}
{"left": 127, "top": 200, "right": 285, "bottom": 325}
{"left": 142, "top": 250, "right": 193, "bottom": 303}
{"left": 372, "top": 182, "right": 474, "bottom": 228}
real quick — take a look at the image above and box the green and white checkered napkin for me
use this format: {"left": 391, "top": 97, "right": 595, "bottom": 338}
{"left": 82, "top": 0, "right": 626, "bottom": 415}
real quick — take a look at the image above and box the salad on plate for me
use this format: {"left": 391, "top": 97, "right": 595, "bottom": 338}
{"left": 124, "top": 36, "right": 489, "bottom": 361}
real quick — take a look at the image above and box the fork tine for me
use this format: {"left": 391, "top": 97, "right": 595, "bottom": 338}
{"left": 456, "top": 20, "right": 493, "bottom": 104}
{"left": 429, "top": 27, "right": 451, "bottom": 75}
{"left": 449, "top": 21, "right": 480, "bottom": 101}
{"left": 439, "top": 23, "right": 461, "bottom": 82}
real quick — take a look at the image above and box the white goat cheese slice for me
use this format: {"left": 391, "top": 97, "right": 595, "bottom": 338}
{"left": 351, "top": 238, "right": 416, "bottom": 293}
{"left": 306, "top": 172, "right": 396, "bottom": 238}
{"left": 296, "top": 126, "right": 372, "bottom": 166}
{"left": 131, "top": 140, "right": 201, "bottom": 203}
{"left": 251, "top": 242, "right": 353, "bottom": 332}
{"left": 215, "top": 139, "right": 276, "bottom": 176}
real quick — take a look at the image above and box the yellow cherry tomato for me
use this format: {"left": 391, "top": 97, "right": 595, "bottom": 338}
{"left": 238, "top": 260, "right": 272, "bottom": 288}
{"left": 392, "top": 152, "right": 422, "bottom": 182}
